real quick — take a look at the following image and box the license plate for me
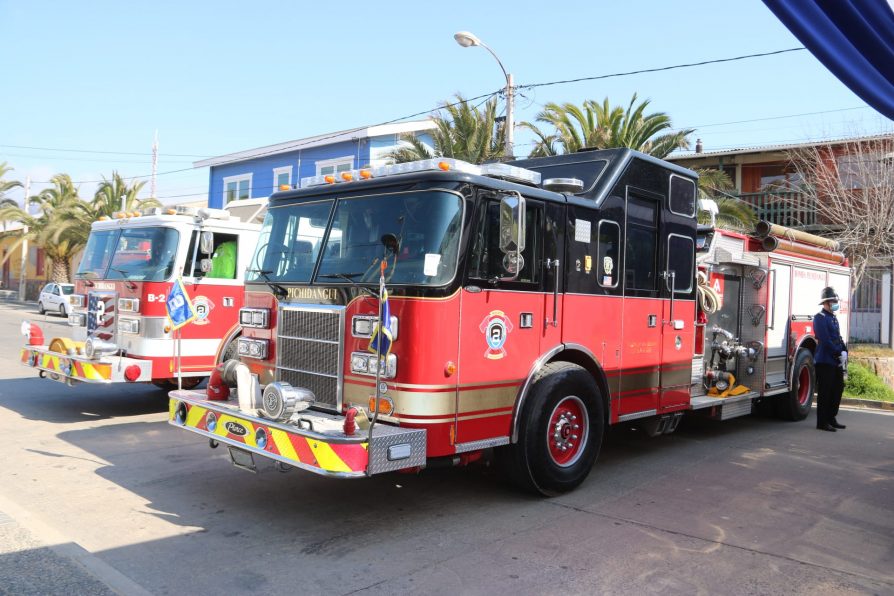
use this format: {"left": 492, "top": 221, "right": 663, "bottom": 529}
{"left": 227, "top": 446, "right": 257, "bottom": 473}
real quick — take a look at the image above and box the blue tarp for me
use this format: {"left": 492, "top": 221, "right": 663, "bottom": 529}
{"left": 763, "top": 0, "right": 894, "bottom": 120}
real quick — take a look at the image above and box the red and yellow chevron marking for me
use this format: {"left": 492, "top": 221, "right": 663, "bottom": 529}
{"left": 174, "top": 402, "right": 369, "bottom": 475}
{"left": 20, "top": 348, "right": 111, "bottom": 382}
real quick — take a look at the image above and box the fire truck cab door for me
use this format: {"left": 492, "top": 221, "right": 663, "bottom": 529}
{"left": 456, "top": 195, "right": 553, "bottom": 444}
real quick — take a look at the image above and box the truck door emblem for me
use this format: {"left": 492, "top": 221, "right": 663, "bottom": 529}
{"left": 479, "top": 310, "right": 514, "bottom": 360}
{"left": 192, "top": 296, "right": 214, "bottom": 325}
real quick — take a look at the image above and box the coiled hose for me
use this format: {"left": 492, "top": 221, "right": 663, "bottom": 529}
{"left": 696, "top": 271, "right": 721, "bottom": 314}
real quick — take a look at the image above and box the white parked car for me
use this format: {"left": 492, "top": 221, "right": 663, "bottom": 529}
{"left": 37, "top": 283, "right": 75, "bottom": 316}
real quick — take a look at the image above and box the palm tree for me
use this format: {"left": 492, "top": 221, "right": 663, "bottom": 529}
{"left": 92, "top": 172, "right": 159, "bottom": 217}
{"left": 0, "top": 174, "right": 87, "bottom": 283}
{"left": 696, "top": 168, "right": 757, "bottom": 230}
{"left": 389, "top": 94, "right": 506, "bottom": 164}
{"left": 0, "top": 162, "right": 22, "bottom": 206}
{"left": 522, "top": 94, "right": 694, "bottom": 159}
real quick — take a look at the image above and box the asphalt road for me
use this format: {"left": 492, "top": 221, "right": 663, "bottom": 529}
{"left": 0, "top": 301, "right": 892, "bottom": 595}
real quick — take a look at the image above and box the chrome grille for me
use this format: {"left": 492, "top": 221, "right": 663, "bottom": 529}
{"left": 277, "top": 306, "right": 343, "bottom": 411}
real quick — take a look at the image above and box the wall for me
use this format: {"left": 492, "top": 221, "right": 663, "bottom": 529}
{"left": 208, "top": 139, "right": 370, "bottom": 209}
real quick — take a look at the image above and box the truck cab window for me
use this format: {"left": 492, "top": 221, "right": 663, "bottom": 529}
{"left": 469, "top": 199, "right": 541, "bottom": 285}
{"left": 597, "top": 220, "right": 620, "bottom": 288}
{"left": 625, "top": 195, "right": 658, "bottom": 291}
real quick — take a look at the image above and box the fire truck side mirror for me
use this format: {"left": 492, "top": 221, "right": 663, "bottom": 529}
{"left": 200, "top": 231, "right": 215, "bottom": 254}
{"left": 200, "top": 258, "right": 213, "bottom": 273}
{"left": 498, "top": 194, "right": 526, "bottom": 254}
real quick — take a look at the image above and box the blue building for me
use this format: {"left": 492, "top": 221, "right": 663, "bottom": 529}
{"left": 195, "top": 121, "right": 436, "bottom": 209}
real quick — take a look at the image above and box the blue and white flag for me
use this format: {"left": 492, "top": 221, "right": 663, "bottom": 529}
{"left": 166, "top": 278, "right": 196, "bottom": 330}
{"left": 367, "top": 279, "right": 393, "bottom": 358}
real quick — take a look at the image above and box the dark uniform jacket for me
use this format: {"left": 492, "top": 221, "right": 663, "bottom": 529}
{"left": 813, "top": 309, "right": 846, "bottom": 366}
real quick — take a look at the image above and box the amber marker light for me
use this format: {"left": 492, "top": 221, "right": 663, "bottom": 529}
{"left": 165, "top": 208, "right": 177, "bottom": 215}
{"left": 368, "top": 396, "right": 394, "bottom": 416}
{"left": 98, "top": 216, "right": 109, "bottom": 221}
{"left": 279, "top": 184, "right": 290, "bottom": 191}
{"left": 341, "top": 172, "right": 353, "bottom": 181}
{"left": 444, "top": 361, "right": 457, "bottom": 376}
{"left": 359, "top": 169, "right": 372, "bottom": 179}
{"left": 438, "top": 161, "right": 450, "bottom": 171}
{"left": 324, "top": 175, "right": 336, "bottom": 184}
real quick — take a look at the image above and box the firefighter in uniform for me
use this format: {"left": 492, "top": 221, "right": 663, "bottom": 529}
{"left": 813, "top": 286, "right": 847, "bottom": 432}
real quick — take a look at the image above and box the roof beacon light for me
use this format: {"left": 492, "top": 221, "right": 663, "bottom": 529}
{"left": 298, "top": 157, "right": 541, "bottom": 188}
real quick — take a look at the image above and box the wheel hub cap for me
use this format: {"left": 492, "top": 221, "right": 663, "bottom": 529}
{"left": 547, "top": 396, "right": 588, "bottom": 467}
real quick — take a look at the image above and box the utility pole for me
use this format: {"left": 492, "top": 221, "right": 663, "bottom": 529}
{"left": 150, "top": 129, "right": 158, "bottom": 200}
{"left": 18, "top": 176, "right": 30, "bottom": 302}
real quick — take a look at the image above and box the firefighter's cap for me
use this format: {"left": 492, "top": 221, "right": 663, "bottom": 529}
{"left": 819, "top": 286, "right": 840, "bottom": 304}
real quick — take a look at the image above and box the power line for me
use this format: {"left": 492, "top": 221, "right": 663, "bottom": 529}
{"left": 25, "top": 90, "right": 504, "bottom": 184}
{"left": 519, "top": 47, "right": 807, "bottom": 91}
{"left": 17, "top": 46, "right": 815, "bottom": 184}
{"left": 0, "top": 144, "right": 211, "bottom": 158}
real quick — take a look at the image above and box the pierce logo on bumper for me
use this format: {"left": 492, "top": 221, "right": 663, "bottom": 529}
{"left": 224, "top": 421, "right": 248, "bottom": 436}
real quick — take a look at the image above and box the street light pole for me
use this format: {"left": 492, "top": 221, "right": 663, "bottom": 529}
{"left": 453, "top": 31, "right": 514, "bottom": 158}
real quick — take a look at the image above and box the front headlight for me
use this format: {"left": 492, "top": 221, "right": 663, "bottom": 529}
{"left": 350, "top": 351, "right": 397, "bottom": 379}
{"left": 69, "top": 294, "right": 85, "bottom": 308}
{"left": 118, "top": 298, "right": 141, "bottom": 312}
{"left": 237, "top": 337, "right": 269, "bottom": 359}
{"left": 68, "top": 312, "right": 87, "bottom": 327}
{"left": 119, "top": 318, "right": 140, "bottom": 335}
{"left": 239, "top": 308, "right": 270, "bottom": 328}
{"left": 351, "top": 315, "right": 398, "bottom": 339}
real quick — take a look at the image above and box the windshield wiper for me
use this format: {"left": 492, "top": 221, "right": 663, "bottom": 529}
{"left": 247, "top": 269, "right": 288, "bottom": 299}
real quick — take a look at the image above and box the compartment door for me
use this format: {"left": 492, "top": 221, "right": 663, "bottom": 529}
{"left": 767, "top": 263, "right": 791, "bottom": 357}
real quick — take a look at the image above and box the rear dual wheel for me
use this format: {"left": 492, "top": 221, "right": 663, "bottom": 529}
{"left": 777, "top": 348, "right": 815, "bottom": 421}
{"left": 501, "top": 362, "right": 605, "bottom": 496}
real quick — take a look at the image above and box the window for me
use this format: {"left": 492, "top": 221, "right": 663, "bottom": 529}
{"left": 468, "top": 199, "right": 541, "bottom": 285}
{"left": 624, "top": 195, "right": 658, "bottom": 291}
{"left": 315, "top": 156, "right": 354, "bottom": 176}
{"left": 667, "top": 234, "right": 694, "bottom": 293}
{"left": 853, "top": 270, "right": 883, "bottom": 312}
{"left": 223, "top": 174, "right": 252, "bottom": 204}
{"left": 759, "top": 164, "right": 801, "bottom": 191}
{"left": 669, "top": 174, "right": 696, "bottom": 217}
{"left": 273, "top": 166, "right": 292, "bottom": 192}
{"left": 596, "top": 221, "right": 620, "bottom": 288}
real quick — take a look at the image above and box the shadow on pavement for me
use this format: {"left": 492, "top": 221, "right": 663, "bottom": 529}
{"left": 0, "top": 377, "right": 170, "bottom": 424}
{"left": 41, "top": 409, "right": 893, "bottom": 594}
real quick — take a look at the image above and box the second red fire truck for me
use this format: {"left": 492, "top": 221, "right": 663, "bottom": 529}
{"left": 21, "top": 204, "right": 262, "bottom": 390}
{"left": 167, "top": 150, "right": 850, "bottom": 494}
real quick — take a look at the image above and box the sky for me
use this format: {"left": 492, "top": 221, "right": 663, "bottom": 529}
{"left": 1, "top": 0, "right": 891, "bottom": 206}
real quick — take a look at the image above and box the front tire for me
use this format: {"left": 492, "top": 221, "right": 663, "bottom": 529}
{"left": 777, "top": 348, "right": 815, "bottom": 421}
{"left": 502, "top": 362, "right": 605, "bottom": 496}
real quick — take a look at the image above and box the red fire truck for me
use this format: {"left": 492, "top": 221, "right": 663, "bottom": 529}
{"left": 21, "top": 204, "right": 261, "bottom": 389}
{"left": 167, "top": 150, "right": 850, "bottom": 494}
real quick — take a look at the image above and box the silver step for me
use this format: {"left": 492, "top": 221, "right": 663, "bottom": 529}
{"left": 690, "top": 391, "right": 759, "bottom": 420}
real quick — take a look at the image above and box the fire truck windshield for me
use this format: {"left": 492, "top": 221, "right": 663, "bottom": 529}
{"left": 76, "top": 227, "right": 180, "bottom": 282}
{"left": 249, "top": 190, "right": 463, "bottom": 286}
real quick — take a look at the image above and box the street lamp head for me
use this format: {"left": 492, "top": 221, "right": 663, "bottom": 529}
{"left": 453, "top": 31, "right": 480, "bottom": 48}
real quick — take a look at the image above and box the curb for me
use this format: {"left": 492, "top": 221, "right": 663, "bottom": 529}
{"left": 841, "top": 397, "right": 894, "bottom": 410}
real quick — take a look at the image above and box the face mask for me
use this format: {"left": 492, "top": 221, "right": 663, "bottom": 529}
{"left": 831, "top": 303, "right": 840, "bottom": 312}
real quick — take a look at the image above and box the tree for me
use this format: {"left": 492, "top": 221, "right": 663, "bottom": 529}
{"left": 522, "top": 94, "right": 694, "bottom": 158}
{"left": 787, "top": 136, "right": 894, "bottom": 289}
{"left": 389, "top": 94, "right": 506, "bottom": 164}
{"left": 696, "top": 168, "right": 757, "bottom": 230}
{"left": 0, "top": 174, "right": 87, "bottom": 283}
{"left": 92, "top": 172, "right": 159, "bottom": 217}
{"left": 0, "top": 162, "right": 22, "bottom": 206}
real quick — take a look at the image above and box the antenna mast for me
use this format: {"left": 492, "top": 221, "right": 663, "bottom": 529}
{"left": 150, "top": 129, "right": 158, "bottom": 199}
